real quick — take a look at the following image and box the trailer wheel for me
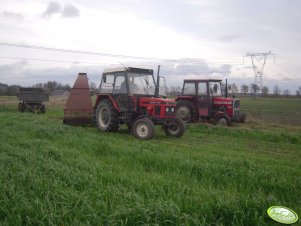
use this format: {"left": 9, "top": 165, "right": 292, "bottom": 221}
{"left": 132, "top": 117, "right": 155, "bottom": 140}
{"left": 176, "top": 100, "right": 194, "bottom": 123}
{"left": 164, "top": 118, "right": 185, "bottom": 138}
{"left": 40, "top": 104, "right": 46, "bottom": 113}
{"left": 96, "top": 99, "right": 119, "bottom": 132}
{"left": 215, "top": 114, "right": 231, "bottom": 127}
{"left": 18, "top": 102, "right": 25, "bottom": 112}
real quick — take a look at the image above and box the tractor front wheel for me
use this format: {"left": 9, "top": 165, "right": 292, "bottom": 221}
{"left": 164, "top": 118, "right": 185, "bottom": 138}
{"left": 132, "top": 117, "right": 155, "bottom": 140}
{"left": 96, "top": 99, "right": 119, "bottom": 132}
{"left": 215, "top": 114, "right": 231, "bottom": 127}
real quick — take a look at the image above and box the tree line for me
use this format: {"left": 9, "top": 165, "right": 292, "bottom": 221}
{"left": 0, "top": 81, "right": 71, "bottom": 96}
{"left": 167, "top": 83, "right": 301, "bottom": 97}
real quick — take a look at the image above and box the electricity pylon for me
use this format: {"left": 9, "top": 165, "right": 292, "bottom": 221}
{"left": 244, "top": 51, "right": 275, "bottom": 90}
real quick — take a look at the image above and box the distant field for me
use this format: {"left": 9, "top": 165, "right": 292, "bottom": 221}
{"left": 0, "top": 96, "right": 300, "bottom": 225}
{"left": 240, "top": 97, "right": 301, "bottom": 125}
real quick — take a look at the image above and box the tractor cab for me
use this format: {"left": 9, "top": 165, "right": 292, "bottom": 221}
{"left": 94, "top": 67, "right": 185, "bottom": 139}
{"left": 99, "top": 67, "right": 156, "bottom": 112}
{"left": 176, "top": 79, "right": 245, "bottom": 126}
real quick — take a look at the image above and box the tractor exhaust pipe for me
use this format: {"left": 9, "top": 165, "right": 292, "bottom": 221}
{"left": 154, "top": 65, "right": 160, "bottom": 98}
{"left": 225, "top": 78, "right": 228, "bottom": 98}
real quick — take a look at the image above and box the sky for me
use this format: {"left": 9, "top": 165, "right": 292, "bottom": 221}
{"left": 0, "top": 0, "right": 301, "bottom": 93}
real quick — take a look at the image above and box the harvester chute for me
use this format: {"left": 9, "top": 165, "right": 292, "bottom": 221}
{"left": 63, "top": 73, "right": 93, "bottom": 125}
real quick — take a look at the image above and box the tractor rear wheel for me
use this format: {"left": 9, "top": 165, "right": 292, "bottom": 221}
{"left": 132, "top": 117, "right": 155, "bottom": 140}
{"left": 96, "top": 99, "right": 119, "bottom": 132}
{"left": 176, "top": 100, "right": 195, "bottom": 123}
{"left": 215, "top": 114, "right": 231, "bottom": 127}
{"left": 164, "top": 118, "right": 185, "bottom": 138}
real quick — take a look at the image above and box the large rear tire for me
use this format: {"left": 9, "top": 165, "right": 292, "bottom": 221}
{"left": 164, "top": 118, "right": 185, "bottom": 138}
{"left": 176, "top": 100, "right": 195, "bottom": 123}
{"left": 96, "top": 99, "right": 119, "bottom": 132}
{"left": 132, "top": 117, "right": 155, "bottom": 140}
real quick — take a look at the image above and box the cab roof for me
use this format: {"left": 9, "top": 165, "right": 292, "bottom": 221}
{"left": 184, "top": 79, "right": 222, "bottom": 83}
{"left": 103, "top": 67, "right": 153, "bottom": 75}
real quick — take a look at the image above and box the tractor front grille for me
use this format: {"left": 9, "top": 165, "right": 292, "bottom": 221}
{"left": 155, "top": 106, "right": 161, "bottom": 115}
{"left": 234, "top": 100, "right": 240, "bottom": 111}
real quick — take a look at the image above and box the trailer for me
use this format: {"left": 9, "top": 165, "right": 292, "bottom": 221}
{"left": 17, "top": 88, "right": 49, "bottom": 113}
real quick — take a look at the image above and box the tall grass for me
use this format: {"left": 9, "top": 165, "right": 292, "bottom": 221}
{"left": 0, "top": 96, "right": 300, "bottom": 225}
{"left": 0, "top": 108, "right": 300, "bottom": 225}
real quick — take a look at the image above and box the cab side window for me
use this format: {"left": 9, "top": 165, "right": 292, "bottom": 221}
{"left": 183, "top": 83, "right": 196, "bottom": 95}
{"left": 99, "top": 74, "right": 114, "bottom": 93}
{"left": 198, "top": 83, "right": 207, "bottom": 96}
{"left": 114, "top": 75, "right": 127, "bottom": 94}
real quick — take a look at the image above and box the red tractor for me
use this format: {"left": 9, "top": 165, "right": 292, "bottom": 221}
{"left": 93, "top": 67, "right": 185, "bottom": 140}
{"left": 175, "top": 79, "right": 245, "bottom": 126}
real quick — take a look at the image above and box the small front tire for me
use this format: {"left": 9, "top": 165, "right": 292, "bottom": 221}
{"left": 132, "top": 117, "right": 155, "bottom": 140}
{"left": 215, "top": 114, "right": 231, "bottom": 127}
{"left": 164, "top": 118, "right": 186, "bottom": 138}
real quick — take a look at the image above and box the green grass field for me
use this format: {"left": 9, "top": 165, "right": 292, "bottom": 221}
{"left": 0, "top": 96, "right": 301, "bottom": 225}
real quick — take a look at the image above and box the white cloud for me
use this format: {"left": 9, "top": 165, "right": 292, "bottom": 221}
{"left": 42, "top": 1, "right": 61, "bottom": 18}
{"left": 62, "top": 3, "right": 80, "bottom": 18}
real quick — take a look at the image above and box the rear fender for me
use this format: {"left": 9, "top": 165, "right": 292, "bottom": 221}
{"left": 175, "top": 96, "right": 194, "bottom": 102}
{"left": 214, "top": 111, "right": 228, "bottom": 119}
{"left": 95, "top": 94, "right": 120, "bottom": 112}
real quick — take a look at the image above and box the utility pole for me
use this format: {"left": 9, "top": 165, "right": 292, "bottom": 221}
{"left": 244, "top": 51, "right": 275, "bottom": 91}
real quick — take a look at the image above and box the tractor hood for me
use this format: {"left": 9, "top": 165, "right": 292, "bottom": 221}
{"left": 140, "top": 97, "right": 176, "bottom": 105}
{"left": 212, "top": 97, "right": 234, "bottom": 106}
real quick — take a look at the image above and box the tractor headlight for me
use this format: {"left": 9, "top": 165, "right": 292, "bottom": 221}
{"left": 166, "top": 107, "right": 169, "bottom": 112}
{"left": 171, "top": 107, "right": 175, "bottom": 112}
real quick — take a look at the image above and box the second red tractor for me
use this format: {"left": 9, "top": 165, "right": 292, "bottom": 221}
{"left": 176, "top": 79, "right": 245, "bottom": 126}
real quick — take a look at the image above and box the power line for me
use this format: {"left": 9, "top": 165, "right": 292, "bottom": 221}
{"left": 0, "top": 56, "right": 246, "bottom": 70}
{"left": 0, "top": 41, "right": 246, "bottom": 65}
{"left": 0, "top": 42, "right": 171, "bottom": 61}
{"left": 0, "top": 56, "right": 114, "bottom": 65}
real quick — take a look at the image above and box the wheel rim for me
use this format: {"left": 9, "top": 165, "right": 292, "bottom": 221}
{"left": 136, "top": 123, "right": 149, "bottom": 138}
{"left": 98, "top": 107, "right": 110, "bottom": 127}
{"left": 167, "top": 123, "right": 180, "bottom": 135}
{"left": 217, "top": 117, "right": 227, "bottom": 126}
{"left": 177, "top": 106, "right": 190, "bottom": 121}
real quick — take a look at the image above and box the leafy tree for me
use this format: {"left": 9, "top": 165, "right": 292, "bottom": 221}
{"left": 0, "top": 83, "right": 8, "bottom": 95}
{"left": 273, "top": 85, "right": 281, "bottom": 96}
{"left": 6, "top": 85, "right": 20, "bottom": 96}
{"left": 229, "top": 83, "right": 238, "bottom": 95}
{"left": 46, "top": 81, "right": 59, "bottom": 91}
{"left": 168, "top": 86, "right": 182, "bottom": 96}
{"left": 250, "top": 83, "right": 260, "bottom": 96}
{"left": 261, "top": 86, "right": 269, "bottom": 96}
{"left": 297, "top": 86, "right": 301, "bottom": 97}
{"left": 283, "top": 89, "right": 290, "bottom": 97}
{"left": 240, "top": 84, "right": 248, "bottom": 96}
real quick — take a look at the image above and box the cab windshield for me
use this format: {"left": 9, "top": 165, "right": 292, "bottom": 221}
{"left": 128, "top": 73, "right": 155, "bottom": 95}
{"left": 209, "top": 82, "right": 222, "bottom": 97}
